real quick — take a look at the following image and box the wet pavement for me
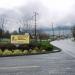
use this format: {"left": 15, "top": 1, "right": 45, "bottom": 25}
{"left": 0, "top": 39, "right": 75, "bottom": 75}
{"left": 51, "top": 39, "right": 75, "bottom": 57}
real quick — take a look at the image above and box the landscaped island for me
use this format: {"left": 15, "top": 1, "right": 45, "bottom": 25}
{"left": 0, "top": 40, "right": 54, "bottom": 56}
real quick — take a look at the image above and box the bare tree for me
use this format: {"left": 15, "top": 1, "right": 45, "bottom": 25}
{"left": 16, "top": 16, "right": 30, "bottom": 34}
{"left": 0, "top": 14, "right": 7, "bottom": 39}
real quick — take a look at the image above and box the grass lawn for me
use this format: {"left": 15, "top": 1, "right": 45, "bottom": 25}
{"left": 0, "top": 39, "right": 10, "bottom": 44}
{"left": 37, "top": 40, "right": 50, "bottom": 45}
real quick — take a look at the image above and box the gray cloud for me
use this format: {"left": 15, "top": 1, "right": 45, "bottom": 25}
{"left": 0, "top": 0, "right": 75, "bottom": 32}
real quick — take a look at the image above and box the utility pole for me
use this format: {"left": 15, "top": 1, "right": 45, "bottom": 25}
{"left": 52, "top": 23, "right": 54, "bottom": 40}
{"left": 19, "top": 27, "right": 21, "bottom": 34}
{"left": 34, "top": 12, "right": 38, "bottom": 41}
{"left": 26, "top": 21, "right": 28, "bottom": 33}
{"left": 58, "top": 27, "right": 61, "bottom": 39}
{"left": 63, "top": 27, "right": 64, "bottom": 38}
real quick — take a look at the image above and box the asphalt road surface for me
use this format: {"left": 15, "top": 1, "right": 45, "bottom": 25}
{"left": 0, "top": 39, "right": 75, "bottom": 75}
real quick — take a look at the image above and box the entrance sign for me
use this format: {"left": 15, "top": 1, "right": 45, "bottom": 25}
{"left": 11, "top": 33, "right": 29, "bottom": 44}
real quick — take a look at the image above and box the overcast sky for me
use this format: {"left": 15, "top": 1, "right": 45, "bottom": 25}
{"left": 0, "top": 0, "right": 75, "bottom": 31}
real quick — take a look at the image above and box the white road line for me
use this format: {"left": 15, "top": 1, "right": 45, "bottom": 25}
{"left": 0, "top": 66, "right": 40, "bottom": 70}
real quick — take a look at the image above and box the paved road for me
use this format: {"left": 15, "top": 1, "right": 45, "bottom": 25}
{"left": 0, "top": 39, "right": 75, "bottom": 75}
{"left": 51, "top": 39, "right": 75, "bottom": 57}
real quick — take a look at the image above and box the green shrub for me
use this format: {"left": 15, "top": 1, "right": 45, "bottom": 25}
{"left": 19, "top": 44, "right": 29, "bottom": 50}
{"left": 0, "top": 49, "right": 3, "bottom": 56}
{"left": 3, "top": 49, "right": 13, "bottom": 56}
{"left": 41, "top": 50, "right": 46, "bottom": 53}
{"left": 31, "top": 50, "right": 38, "bottom": 54}
{"left": 45, "top": 44, "right": 53, "bottom": 51}
{"left": 33, "top": 47, "right": 40, "bottom": 52}
{"left": 40, "top": 47, "right": 44, "bottom": 51}
{"left": 39, "top": 42, "right": 53, "bottom": 51}
{"left": 23, "top": 50, "right": 29, "bottom": 55}
{"left": 13, "top": 49, "right": 23, "bottom": 55}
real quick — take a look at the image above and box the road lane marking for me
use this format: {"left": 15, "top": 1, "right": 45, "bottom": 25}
{"left": 65, "top": 67, "right": 72, "bottom": 70}
{"left": 0, "top": 66, "right": 40, "bottom": 70}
